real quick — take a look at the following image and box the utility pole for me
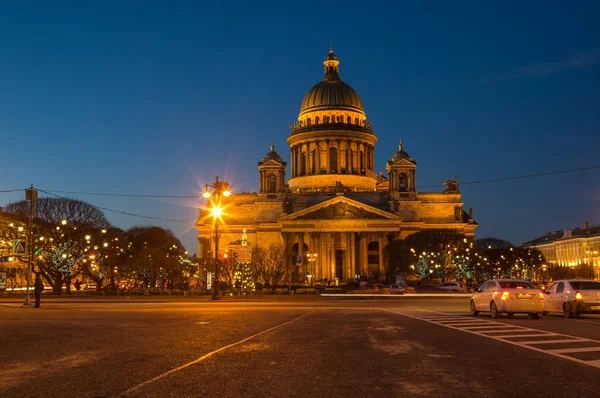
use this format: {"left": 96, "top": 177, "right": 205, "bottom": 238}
{"left": 23, "top": 184, "right": 37, "bottom": 306}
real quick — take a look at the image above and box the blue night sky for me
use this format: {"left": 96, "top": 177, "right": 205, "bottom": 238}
{"left": 1, "top": 1, "right": 599, "bottom": 253}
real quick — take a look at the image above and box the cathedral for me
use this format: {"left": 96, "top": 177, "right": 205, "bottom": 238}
{"left": 196, "top": 49, "right": 477, "bottom": 282}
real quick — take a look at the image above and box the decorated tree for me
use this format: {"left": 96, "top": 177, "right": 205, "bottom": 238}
{"left": 122, "top": 226, "right": 186, "bottom": 290}
{"left": 5, "top": 197, "right": 111, "bottom": 294}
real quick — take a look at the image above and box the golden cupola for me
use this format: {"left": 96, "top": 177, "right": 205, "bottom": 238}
{"left": 287, "top": 49, "right": 378, "bottom": 192}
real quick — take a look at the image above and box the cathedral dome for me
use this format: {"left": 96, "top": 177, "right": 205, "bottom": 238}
{"left": 258, "top": 143, "right": 285, "bottom": 165}
{"left": 299, "top": 49, "right": 364, "bottom": 115}
{"left": 391, "top": 140, "right": 416, "bottom": 164}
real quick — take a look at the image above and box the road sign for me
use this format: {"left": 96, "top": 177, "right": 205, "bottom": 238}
{"left": 207, "top": 272, "right": 212, "bottom": 290}
{"left": 14, "top": 241, "right": 26, "bottom": 254}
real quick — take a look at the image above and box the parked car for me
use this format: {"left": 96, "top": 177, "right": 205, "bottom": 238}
{"left": 437, "top": 282, "right": 462, "bottom": 292}
{"left": 415, "top": 284, "right": 443, "bottom": 293}
{"left": 381, "top": 284, "right": 408, "bottom": 294}
{"left": 543, "top": 280, "right": 600, "bottom": 318}
{"left": 470, "top": 279, "right": 544, "bottom": 319}
{"left": 351, "top": 284, "right": 382, "bottom": 294}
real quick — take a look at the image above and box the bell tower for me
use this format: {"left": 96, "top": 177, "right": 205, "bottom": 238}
{"left": 258, "top": 142, "right": 287, "bottom": 193}
{"left": 386, "top": 140, "right": 417, "bottom": 198}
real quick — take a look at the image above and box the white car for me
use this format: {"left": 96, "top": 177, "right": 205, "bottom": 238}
{"left": 470, "top": 279, "right": 544, "bottom": 319}
{"left": 437, "top": 282, "right": 462, "bottom": 291}
{"left": 543, "top": 280, "right": 600, "bottom": 318}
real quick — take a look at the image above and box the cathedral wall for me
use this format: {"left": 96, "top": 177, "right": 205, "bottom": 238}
{"left": 418, "top": 202, "right": 462, "bottom": 223}
{"left": 289, "top": 174, "right": 376, "bottom": 190}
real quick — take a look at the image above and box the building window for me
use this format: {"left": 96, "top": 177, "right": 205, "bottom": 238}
{"left": 399, "top": 173, "right": 408, "bottom": 191}
{"left": 329, "top": 147, "right": 338, "bottom": 173}
{"left": 268, "top": 174, "right": 277, "bottom": 192}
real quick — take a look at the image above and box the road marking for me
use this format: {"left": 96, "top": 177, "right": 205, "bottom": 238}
{"left": 120, "top": 311, "right": 314, "bottom": 396}
{"left": 518, "top": 338, "right": 588, "bottom": 345}
{"left": 381, "top": 309, "right": 600, "bottom": 370}
{"left": 496, "top": 333, "right": 557, "bottom": 339}
{"left": 462, "top": 325, "right": 523, "bottom": 330}
{"left": 549, "top": 347, "right": 600, "bottom": 354}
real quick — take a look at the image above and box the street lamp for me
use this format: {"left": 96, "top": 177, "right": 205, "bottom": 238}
{"left": 202, "top": 176, "right": 231, "bottom": 300}
{"left": 306, "top": 252, "right": 317, "bottom": 286}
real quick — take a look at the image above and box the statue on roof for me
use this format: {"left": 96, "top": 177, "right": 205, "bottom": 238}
{"left": 443, "top": 176, "right": 460, "bottom": 194}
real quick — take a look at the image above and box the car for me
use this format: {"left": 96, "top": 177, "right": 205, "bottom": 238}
{"left": 351, "top": 284, "right": 381, "bottom": 294}
{"left": 543, "top": 280, "right": 600, "bottom": 318}
{"left": 470, "top": 279, "right": 544, "bottom": 319}
{"left": 437, "top": 282, "right": 463, "bottom": 292}
{"left": 381, "top": 284, "right": 408, "bottom": 294}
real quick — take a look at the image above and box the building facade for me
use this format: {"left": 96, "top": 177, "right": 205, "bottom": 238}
{"left": 196, "top": 50, "right": 477, "bottom": 282}
{"left": 524, "top": 222, "right": 600, "bottom": 276}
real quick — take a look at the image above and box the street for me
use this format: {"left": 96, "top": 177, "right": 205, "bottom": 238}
{"left": 1, "top": 297, "right": 599, "bottom": 398}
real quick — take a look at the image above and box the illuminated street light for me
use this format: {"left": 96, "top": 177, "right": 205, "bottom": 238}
{"left": 202, "top": 176, "right": 232, "bottom": 300}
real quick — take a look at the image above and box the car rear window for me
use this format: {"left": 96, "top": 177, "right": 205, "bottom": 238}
{"left": 498, "top": 281, "right": 535, "bottom": 289}
{"left": 569, "top": 281, "right": 600, "bottom": 290}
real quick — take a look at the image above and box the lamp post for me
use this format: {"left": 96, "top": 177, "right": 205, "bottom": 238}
{"left": 202, "top": 176, "right": 231, "bottom": 300}
{"left": 306, "top": 252, "right": 317, "bottom": 286}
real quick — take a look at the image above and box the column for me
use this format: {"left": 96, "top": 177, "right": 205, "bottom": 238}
{"left": 371, "top": 146, "right": 374, "bottom": 171}
{"left": 345, "top": 233, "right": 352, "bottom": 280}
{"left": 336, "top": 140, "right": 341, "bottom": 173}
{"left": 290, "top": 148, "right": 294, "bottom": 177}
{"left": 315, "top": 140, "right": 320, "bottom": 173}
{"left": 325, "top": 141, "right": 331, "bottom": 173}
{"left": 330, "top": 232, "right": 336, "bottom": 280}
{"left": 361, "top": 234, "right": 368, "bottom": 275}
{"left": 346, "top": 140, "right": 351, "bottom": 172}
{"left": 378, "top": 234, "right": 385, "bottom": 278}
{"left": 298, "top": 233, "right": 304, "bottom": 275}
{"left": 350, "top": 233, "right": 356, "bottom": 278}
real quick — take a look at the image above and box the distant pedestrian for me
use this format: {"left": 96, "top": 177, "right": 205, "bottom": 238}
{"left": 34, "top": 273, "right": 44, "bottom": 308}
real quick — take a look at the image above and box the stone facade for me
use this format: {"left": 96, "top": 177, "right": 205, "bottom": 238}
{"left": 196, "top": 50, "right": 477, "bottom": 282}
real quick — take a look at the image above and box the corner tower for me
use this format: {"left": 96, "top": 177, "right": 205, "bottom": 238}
{"left": 258, "top": 142, "right": 287, "bottom": 193}
{"left": 287, "top": 49, "right": 378, "bottom": 192}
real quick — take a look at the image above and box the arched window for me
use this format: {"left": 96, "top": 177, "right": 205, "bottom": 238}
{"left": 329, "top": 147, "right": 338, "bottom": 173}
{"left": 398, "top": 173, "right": 408, "bottom": 191}
{"left": 301, "top": 152, "right": 307, "bottom": 175}
{"left": 268, "top": 174, "right": 277, "bottom": 192}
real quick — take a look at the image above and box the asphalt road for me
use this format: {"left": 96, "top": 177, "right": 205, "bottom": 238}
{"left": 1, "top": 297, "right": 599, "bottom": 398}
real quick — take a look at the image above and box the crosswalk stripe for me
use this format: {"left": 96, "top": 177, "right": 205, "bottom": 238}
{"left": 497, "top": 333, "right": 557, "bottom": 339}
{"left": 519, "top": 339, "right": 589, "bottom": 345}
{"left": 549, "top": 347, "right": 600, "bottom": 354}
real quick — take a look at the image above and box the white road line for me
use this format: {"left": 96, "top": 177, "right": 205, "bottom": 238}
{"left": 462, "top": 325, "right": 524, "bottom": 330}
{"left": 439, "top": 322, "right": 492, "bottom": 327}
{"left": 519, "top": 339, "right": 589, "bottom": 345}
{"left": 120, "top": 311, "right": 314, "bottom": 396}
{"left": 381, "top": 309, "right": 600, "bottom": 370}
{"left": 476, "top": 329, "right": 530, "bottom": 334}
{"left": 496, "top": 333, "right": 557, "bottom": 339}
{"left": 549, "top": 347, "right": 600, "bottom": 354}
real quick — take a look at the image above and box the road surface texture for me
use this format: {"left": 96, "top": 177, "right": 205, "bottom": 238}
{"left": 1, "top": 296, "right": 599, "bottom": 397}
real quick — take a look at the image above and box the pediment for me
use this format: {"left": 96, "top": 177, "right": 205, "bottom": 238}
{"left": 388, "top": 158, "right": 417, "bottom": 168}
{"left": 258, "top": 159, "right": 286, "bottom": 167}
{"left": 280, "top": 196, "right": 400, "bottom": 221}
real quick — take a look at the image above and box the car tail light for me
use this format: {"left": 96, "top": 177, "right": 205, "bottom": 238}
{"left": 538, "top": 292, "right": 544, "bottom": 300}
{"left": 575, "top": 291, "right": 583, "bottom": 300}
{"left": 500, "top": 291, "right": 509, "bottom": 300}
